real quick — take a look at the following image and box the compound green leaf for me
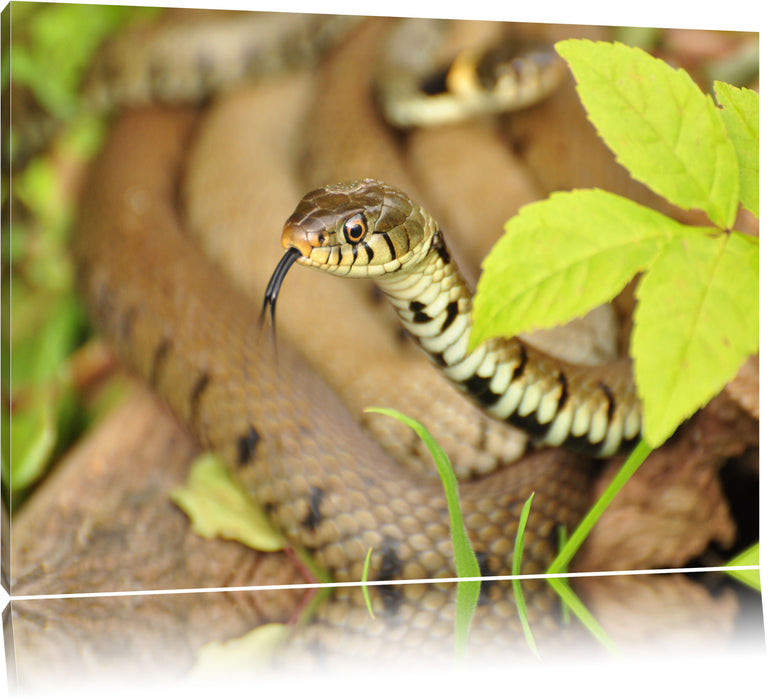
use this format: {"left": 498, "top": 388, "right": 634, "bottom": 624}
{"left": 470, "top": 189, "right": 677, "bottom": 349}
{"left": 632, "top": 231, "right": 758, "bottom": 447}
{"left": 556, "top": 40, "right": 739, "bottom": 228}
{"left": 714, "top": 82, "right": 759, "bottom": 218}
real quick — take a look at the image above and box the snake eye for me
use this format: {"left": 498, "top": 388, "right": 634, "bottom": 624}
{"left": 342, "top": 213, "right": 368, "bottom": 244}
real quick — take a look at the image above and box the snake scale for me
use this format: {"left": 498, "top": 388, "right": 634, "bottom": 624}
{"left": 70, "top": 13, "right": 642, "bottom": 653}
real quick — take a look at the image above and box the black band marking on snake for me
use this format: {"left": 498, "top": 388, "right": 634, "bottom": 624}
{"left": 462, "top": 374, "right": 501, "bottom": 407}
{"left": 409, "top": 300, "right": 432, "bottom": 324}
{"left": 149, "top": 338, "right": 171, "bottom": 389}
{"left": 302, "top": 486, "right": 325, "bottom": 531}
{"left": 189, "top": 371, "right": 212, "bottom": 427}
{"left": 376, "top": 539, "right": 404, "bottom": 614}
{"left": 441, "top": 301, "right": 459, "bottom": 332}
{"left": 375, "top": 230, "right": 396, "bottom": 259}
{"left": 236, "top": 425, "right": 261, "bottom": 466}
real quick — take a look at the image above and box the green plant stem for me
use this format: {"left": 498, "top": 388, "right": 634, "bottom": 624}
{"left": 547, "top": 578, "right": 618, "bottom": 651}
{"left": 547, "top": 439, "right": 652, "bottom": 575}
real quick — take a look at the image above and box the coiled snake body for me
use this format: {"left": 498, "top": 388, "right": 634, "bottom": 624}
{"left": 74, "top": 107, "right": 594, "bottom": 651}
{"left": 71, "top": 14, "right": 643, "bottom": 652}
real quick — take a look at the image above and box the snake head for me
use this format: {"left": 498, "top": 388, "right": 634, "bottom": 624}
{"left": 263, "top": 179, "right": 436, "bottom": 329}
{"left": 279, "top": 179, "right": 434, "bottom": 278}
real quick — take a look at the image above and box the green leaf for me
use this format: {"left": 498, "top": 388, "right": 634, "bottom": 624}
{"left": 364, "top": 407, "right": 480, "bottom": 657}
{"left": 633, "top": 231, "right": 758, "bottom": 447}
{"left": 714, "top": 82, "right": 759, "bottom": 218}
{"left": 725, "top": 543, "right": 760, "bottom": 591}
{"left": 556, "top": 40, "right": 739, "bottom": 228}
{"left": 470, "top": 189, "right": 676, "bottom": 348}
{"left": 3, "top": 291, "right": 85, "bottom": 493}
{"left": 170, "top": 454, "right": 286, "bottom": 552}
{"left": 4, "top": 393, "right": 56, "bottom": 492}
{"left": 10, "top": 4, "right": 160, "bottom": 118}
{"left": 8, "top": 291, "right": 83, "bottom": 387}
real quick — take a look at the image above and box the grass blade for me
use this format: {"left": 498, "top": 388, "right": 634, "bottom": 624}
{"left": 512, "top": 492, "right": 540, "bottom": 657}
{"left": 361, "top": 547, "right": 376, "bottom": 619}
{"left": 555, "top": 524, "right": 571, "bottom": 625}
{"left": 365, "top": 407, "right": 481, "bottom": 657}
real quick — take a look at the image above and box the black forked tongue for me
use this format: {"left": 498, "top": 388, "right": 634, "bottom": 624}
{"left": 260, "top": 247, "right": 302, "bottom": 332}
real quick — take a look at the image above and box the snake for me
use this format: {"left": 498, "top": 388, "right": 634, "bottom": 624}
{"left": 374, "top": 17, "right": 566, "bottom": 128}
{"left": 73, "top": 105, "right": 595, "bottom": 653}
{"left": 268, "top": 179, "right": 641, "bottom": 458}
{"left": 68, "top": 13, "right": 645, "bottom": 654}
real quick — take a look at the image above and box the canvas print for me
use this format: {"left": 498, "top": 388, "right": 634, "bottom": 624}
{"left": 1, "top": 1, "right": 761, "bottom": 691}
